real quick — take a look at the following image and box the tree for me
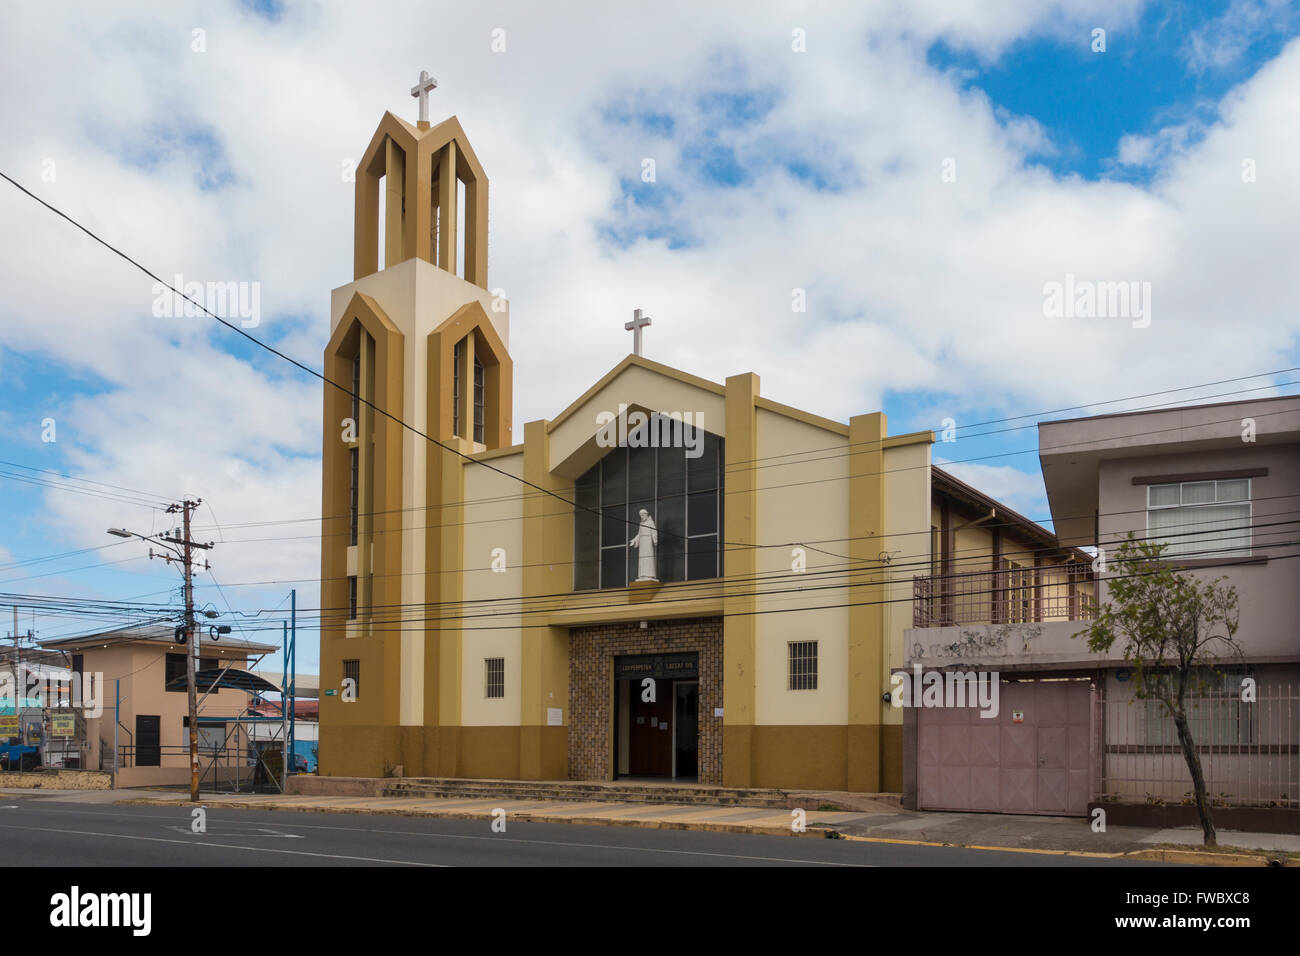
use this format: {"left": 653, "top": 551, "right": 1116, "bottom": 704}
{"left": 1078, "top": 535, "right": 1242, "bottom": 846}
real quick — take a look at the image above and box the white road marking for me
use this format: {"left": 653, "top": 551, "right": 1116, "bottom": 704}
{"left": 164, "top": 824, "right": 304, "bottom": 838}
{"left": 0, "top": 823, "right": 444, "bottom": 866}
{"left": 6, "top": 804, "right": 872, "bottom": 866}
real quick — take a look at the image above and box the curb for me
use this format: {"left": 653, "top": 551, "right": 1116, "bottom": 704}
{"left": 840, "top": 833, "right": 1124, "bottom": 859}
{"left": 1121, "top": 847, "right": 1298, "bottom": 867}
{"left": 115, "top": 797, "right": 837, "bottom": 839}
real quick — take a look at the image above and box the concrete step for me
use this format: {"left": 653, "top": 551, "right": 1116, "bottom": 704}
{"left": 379, "top": 777, "right": 791, "bottom": 808}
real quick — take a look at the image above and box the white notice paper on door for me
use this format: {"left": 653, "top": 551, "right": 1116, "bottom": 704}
{"left": 547, "top": 707, "right": 562, "bottom": 726}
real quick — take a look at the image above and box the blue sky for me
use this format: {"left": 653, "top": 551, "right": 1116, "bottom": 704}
{"left": 3, "top": 0, "right": 1300, "bottom": 672}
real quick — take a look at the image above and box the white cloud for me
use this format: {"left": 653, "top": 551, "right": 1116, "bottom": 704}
{"left": 2, "top": 2, "right": 1299, "bottom": 667}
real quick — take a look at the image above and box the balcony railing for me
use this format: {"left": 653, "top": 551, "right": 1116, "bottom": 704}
{"left": 913, "top": 562, "right": 1095, "bottom": 628}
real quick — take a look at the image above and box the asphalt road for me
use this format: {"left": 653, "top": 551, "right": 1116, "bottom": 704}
{"left": 0, "top": 798, "right": 1164, "bottom": 866}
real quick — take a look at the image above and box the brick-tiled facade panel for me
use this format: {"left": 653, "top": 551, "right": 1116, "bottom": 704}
{"left": 568, "top": 617, "right": 723, "bottom": 784}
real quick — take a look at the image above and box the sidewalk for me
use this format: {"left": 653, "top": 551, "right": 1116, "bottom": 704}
{"left": 114, "top": 790, "right": 869, "bottom": 838}
{"left": 8, "top": 787, "right": 1296, "bottom": 863}
{"left": 835, "top": 809, "right": 1300, "bottom": 860}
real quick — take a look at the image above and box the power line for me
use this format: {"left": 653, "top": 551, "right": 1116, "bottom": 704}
{"left": 0, "top": 171, "right": 853, "bottom": 562}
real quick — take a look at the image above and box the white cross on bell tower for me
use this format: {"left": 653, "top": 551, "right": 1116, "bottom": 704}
{"left": 410, "top": 70, "right": 438, "bottom": 125}
{"left": 625, "top": 308, "right": 651, "bottom": 357}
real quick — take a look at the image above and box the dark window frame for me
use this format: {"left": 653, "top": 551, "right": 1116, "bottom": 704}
{"left": 572, "top": 421, "right": 723, "bottom": 590}
{"left": 473, "top": 354, "right": 485, "bottom": 444}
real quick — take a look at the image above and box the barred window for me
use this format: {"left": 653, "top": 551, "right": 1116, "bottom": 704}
{"left": 788, "top": 641, "right": 818, "bottom": 691}
{"left": 485, "top": 657, "right": 505, "bottom": 699}
{"left": 348, "top": 576, "right": 358, "bottom": 620}
{"left": 343, "top": 659, "right": 360, "bottom": 699}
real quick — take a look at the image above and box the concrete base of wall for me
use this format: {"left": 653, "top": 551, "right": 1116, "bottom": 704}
{"left": 0, "top": 769, "right": 113, "bottom": 790}
{"left": 288, "top": 775, "right": 389, "bottom": 797}
{"left": 1091, "top": 801, "right": 1300, "bottom": 835}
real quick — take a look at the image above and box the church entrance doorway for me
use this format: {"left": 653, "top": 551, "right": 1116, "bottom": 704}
{"left": 613, "top": 652, "right": 699, "bottom": 781}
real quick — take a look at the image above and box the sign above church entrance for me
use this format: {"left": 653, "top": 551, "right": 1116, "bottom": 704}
{"left": 614, "top": 653, "right": 699, "bottom": 681}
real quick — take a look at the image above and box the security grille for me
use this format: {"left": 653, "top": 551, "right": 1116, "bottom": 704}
{"left": 789, "top": 641, "right": 818, "bottom": 691}
{"left": 485, "top": 657, "right": 505, "bottom": 698}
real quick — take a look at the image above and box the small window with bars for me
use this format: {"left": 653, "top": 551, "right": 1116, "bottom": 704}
{"left": 788, "top": 641, "right": 818, "bottom": 691}
{"left": 343, "top": 659, "right": 360, "bottom": 699}
{"left": 485, "top": 657, "right": 505, "bottom": 699}
{"left": 348, "top": 576, "right": 358, "bottom": 620}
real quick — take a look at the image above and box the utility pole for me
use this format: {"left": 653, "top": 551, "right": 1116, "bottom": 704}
{"left": 159, "top": 499, "right": 211, "bottom": 803}
{"left": 114, "top": 499, "right": 212, "bottom": 801}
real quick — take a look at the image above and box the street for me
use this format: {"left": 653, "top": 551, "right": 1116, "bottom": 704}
{"left": 0, "top": 798, "right": 1163, "bottom": 867}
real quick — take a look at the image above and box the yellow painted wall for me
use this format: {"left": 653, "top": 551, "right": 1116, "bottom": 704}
{"left": 882, "top": 441, "right": 932, "bottom": 725}
{"left": 459, "top": 453, "right": 525, "bottom": 726}
{"left": 753, "top": 408, "right": 850, "bottom": 726}
{"left": 547, "top": 364, "right": 727, "bottom": 475}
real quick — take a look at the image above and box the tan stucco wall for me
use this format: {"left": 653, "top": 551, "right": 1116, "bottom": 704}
{"left": 547, "top": 363, "right": 727, "bottom": 476}
{"left": 753, "top": 407, "right": 850, "bottom": 726}
{"left": 460, "top": 454, "right": 525, "bottom": 726}
{"left": 882, "top": 441, "right": 932, "bottom": 725}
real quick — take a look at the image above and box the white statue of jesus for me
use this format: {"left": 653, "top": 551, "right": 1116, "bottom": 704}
{"left": 628, "top": 508, "right": 658, "bottom": 582}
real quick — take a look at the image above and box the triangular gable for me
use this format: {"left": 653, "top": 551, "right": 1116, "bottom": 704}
{"left": 546, "top": 356, "right": 726, "bottom": 478}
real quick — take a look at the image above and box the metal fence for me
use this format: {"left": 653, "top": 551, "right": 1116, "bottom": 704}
{"left": 913, "top": 563, "right": 1095, "bottom": 628}
{"left": 1096, "top": 685, "right": 1299, "bottom": 808}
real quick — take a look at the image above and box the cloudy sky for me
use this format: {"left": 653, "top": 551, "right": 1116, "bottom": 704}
{"left": 1, "top": 0, "right": 1298, "bottom": 670}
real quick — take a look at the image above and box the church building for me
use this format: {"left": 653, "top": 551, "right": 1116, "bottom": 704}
{"left": 317, "top": 94, "right": 1084, "bottom": 792}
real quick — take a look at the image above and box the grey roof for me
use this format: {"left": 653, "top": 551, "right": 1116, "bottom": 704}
{"left": 166, "top": 667, "right": 281, "bottom": 695}
{"left": 39, "top": 624, "right": 278, "bottom": 655}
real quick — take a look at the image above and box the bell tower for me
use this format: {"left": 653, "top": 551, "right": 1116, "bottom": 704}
{"left": 352, "top": 108, "right": 490, "bottom": 288}
{"left": 319, "top": 77, "right": 513, "bottom": 778}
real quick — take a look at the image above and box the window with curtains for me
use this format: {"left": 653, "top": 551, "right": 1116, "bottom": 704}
{"left": 1146, "top": 479, "right": 1251, "bottom": 559}
{"left": 572, "top": 422, "right": 723, "bottom": 590}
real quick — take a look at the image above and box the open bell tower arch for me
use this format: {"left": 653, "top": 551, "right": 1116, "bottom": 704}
{"left": 353, "top": 112, "right": 490, "bottom": 289}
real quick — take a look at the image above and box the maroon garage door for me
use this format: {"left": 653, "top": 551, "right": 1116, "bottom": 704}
{"left": 917, "top": 679, "right": 1092, "bottom": 815}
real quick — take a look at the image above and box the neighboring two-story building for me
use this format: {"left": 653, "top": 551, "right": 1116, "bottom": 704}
{"left": 903, "top": 396, "right": 1300, "bottom": 828}
{"left": 39, "top": 625, "right": 278, "bottom": 788}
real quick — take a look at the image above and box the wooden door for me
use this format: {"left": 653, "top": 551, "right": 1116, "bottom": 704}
{"left": 628, "top": 681, "right": 673, "bottom": 776}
